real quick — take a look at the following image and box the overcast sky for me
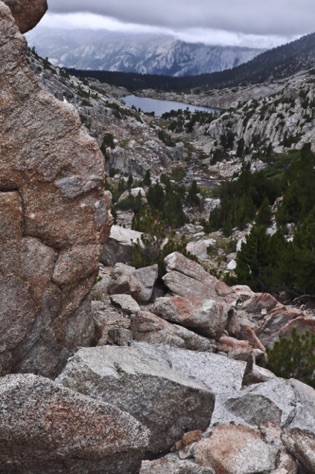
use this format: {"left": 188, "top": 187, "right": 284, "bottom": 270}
{"left": 38, "top": 0, "right": 315, "bottom": 48}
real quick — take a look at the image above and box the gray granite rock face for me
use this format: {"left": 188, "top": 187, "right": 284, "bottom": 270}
{"left": 57, "top": 344, "right": 215, "bottom": 454}
{"left": 130, "top": 342, "right": 247, "bottom": 394}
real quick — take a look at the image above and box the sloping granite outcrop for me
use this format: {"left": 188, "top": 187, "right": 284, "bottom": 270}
{"left": 0, "top": 2, "right": 111, "bottom": 377}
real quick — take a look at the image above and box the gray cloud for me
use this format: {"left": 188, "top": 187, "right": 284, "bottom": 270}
{"left": 48, "top": 0, "right": 315, "bottom": 36}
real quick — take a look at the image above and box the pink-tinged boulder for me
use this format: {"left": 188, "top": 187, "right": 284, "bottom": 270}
{"left": 239, "top": 325, "right": 266, "bottom": 353}
{"left": 243, "top": 292, "right": 279, "bottom": 313}
{"left": 4, "top": 0, "right": 47, "bottom": 33}
{"left": 0, "top": 3, "right": 111, "bottom": 377}
{"left": 282, "top": 428, "right": 315, "bottom": 474}
{"left": 258, "top": 306, "right": 304, "bottom": 347}
{"left": 232, "top": 285, "right": 255, "bottom": 302}
{"left": 131, "top": 311, "right": 216, "bottom": 351}
{"left": 163, "top": 252, "right": 235, "bottom": 302}
{"left": 217, "top": 335, "right": 254, "bottom": 360}
{"left": 262, "top": 316, "right": 315, "bottom": 348}
{"left": 153, "top": 295, "right": 230, "bottom": 339}
{"left": 193, "top": 424, "right": 277, "bottom": 474}
{"left": 0, "top": 373, "right": 149, "bottom": 474}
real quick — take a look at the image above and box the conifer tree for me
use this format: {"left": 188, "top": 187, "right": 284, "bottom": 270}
{"left": 256, "top": 196, "right": 272, "bottom": 227}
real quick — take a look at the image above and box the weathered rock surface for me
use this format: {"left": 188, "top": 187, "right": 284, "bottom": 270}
{"left": 153, "top": 295, "right": 231, "bottom": 339}
{"left": 282, "top": 428, "right": 315, "bottom": 474}
{"left": 193, "top": 424, "right": 277, "bottom": 474}
{"left": 0, "top": 3, "right": 110, "bottom": 377}
{"left": 110, "top": 294, "right": 141, "bottom": 314}
{"left": 57, "top": 344, "right": 215, "bottom": 454}
{"left": 163, "top": 252, "right": 235, "bottom": 302}
{"left": 100, "top": 225, "right": 143, "bottom": 266}
{"left": 131, "top": 311, "right": 216, "bottom": 351}
{"left": 108, "top": 263, "right": 142, "bottom": 300}
{"left": 130, "top": 342, "right": 247, "bottom": 394}
{"left": 140, "top": 456, "right": 215, "bottom": 474}
{"left": 288, "top": 379, "right": 315, "bottom": 435}
{"left": 4, "top": 0, "right": 47, "bottom": 33}
{"left": 0, "top": 373, "right": 149, "bottom": 474}
{"left": 108, "top": 262, "right": 158, "bottom": 302}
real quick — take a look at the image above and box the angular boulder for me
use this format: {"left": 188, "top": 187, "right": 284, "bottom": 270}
{"left": 100, "top": 225, "right": 143, "bottom": 266}
{"left": 193, "top": 424, "right": 277, "bottom": 474}
{"left": 0, "top": 3, "right": 110, "bottom": 377}
{"left": 163, "top": 252, "right": 235, "bottom": 302}
{"left": 131, "top": 311, "right": 216, "bottom": 351}
{"left": 0, "top": 374, "right": 149, "bottom": 474}
{"left": 130, "top": 342, "right": 247, "bottom": 395}
{"left": 108, "top": 262, "right": 158, "bottom": 303}
{"left": 282, "top": 428, "right": 315, "bottom": 474}
{"left": 211, "top": 377, "right": 296, "bottom": 428}
{"left": 153, "top": 295, "right": 230, "bottom": 339}
{"left": 57, "top": 345, "right": 215, "bottom": 454}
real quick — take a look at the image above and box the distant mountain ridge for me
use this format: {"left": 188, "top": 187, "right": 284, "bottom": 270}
{"left": 26, "top": 27, "right": 263, "bottom": 77}
{"left": 62, "top": 31, "right": 315, "bottom": 93}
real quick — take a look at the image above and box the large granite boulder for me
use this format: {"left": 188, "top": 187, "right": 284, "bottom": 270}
{"left": 129, "top": 342, "right": 247, "bottom": 395}
{"left": 57, "top": 344, "right": 215, "bottom": 454}
{"left": 3, "top": 0, "right": 47, "bottom": 33}
{"left": 0, "top": 3, "right": 111, "bottom": 377}
{"left": 0, "top": 374, "right": 149, "bottom": 474}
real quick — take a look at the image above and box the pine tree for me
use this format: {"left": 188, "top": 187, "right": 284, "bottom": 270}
{"left": 256, "top": 196, "right": 272, "bottom": 227}
{"left": 187, "top": 180, "right": 200, "bottom": 206}
{"left": 235, "top": 226, "right": 273, "bottom": 291}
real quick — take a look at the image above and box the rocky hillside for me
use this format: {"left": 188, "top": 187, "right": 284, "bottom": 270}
{"left": 26, "top": 27, "right": 263, "bottom": 77}
{"left": 27, "top": 47, "right": 315, "bottom": 276}
{"left": 2, "top": 1, "right": 315, "bottom": 472}
{"left": 27, "top": 51, "right": 193, "bottom": 179}
{"left": 196, "top": 70, "right": 315, "bottom": 154}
